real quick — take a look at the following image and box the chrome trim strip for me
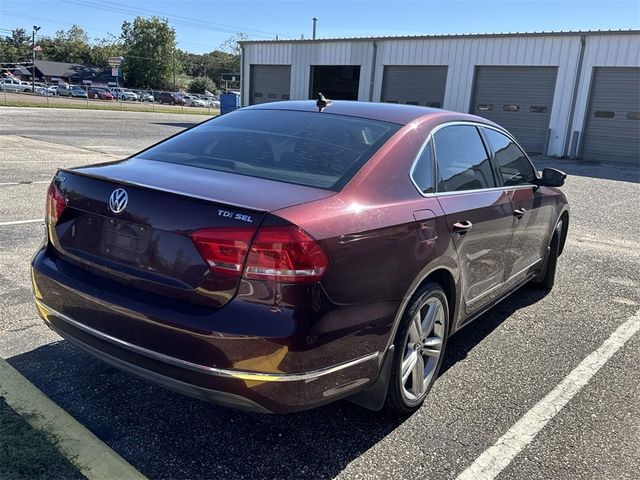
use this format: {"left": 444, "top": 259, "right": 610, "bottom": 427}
{"left": 407, "top": 120, "right": 539, "bottom": 198}
{"left": 466, "top": 258, "right": 542, "bottom": 306}
{"left": 35, "top": 298, "right": 379, "bottom": 382}
{"left": 504, "top": 258, "right": 543, "bottom": 284}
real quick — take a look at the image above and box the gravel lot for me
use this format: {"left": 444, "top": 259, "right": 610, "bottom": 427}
{"left": 1, "top": 106, "right": 639, "bottom": 480}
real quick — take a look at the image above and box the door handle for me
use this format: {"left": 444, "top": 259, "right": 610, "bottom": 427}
{"left": 513, "top": 208, "right": 527, "bottom": 219}
{"left": 452, "top": 220, "right": 473, "bottom": 235}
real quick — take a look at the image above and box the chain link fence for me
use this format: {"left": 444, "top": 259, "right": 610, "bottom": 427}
{"left": 0, "top": 81, "right": 221, "bottom": 115}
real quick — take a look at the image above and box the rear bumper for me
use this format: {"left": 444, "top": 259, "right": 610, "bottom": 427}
{"left": 31, "top": 247, "right": 391, "bottom": 413}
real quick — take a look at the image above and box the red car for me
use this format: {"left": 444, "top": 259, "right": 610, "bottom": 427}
{"left": 32, "top": 100, "right": 568, "bottom": 414}
{"left": 88, "top": 88, "right": 114, "bottom": 100}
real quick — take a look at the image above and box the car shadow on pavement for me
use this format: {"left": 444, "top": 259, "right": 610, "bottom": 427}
{"left": 7, "top": 341, "right": 405, "bottom": 479}
{"left": 441, "top": 287, "right": 549, "bottom": 375}
{"left": 7, "top": 287, "right": 548, "bottom": 479}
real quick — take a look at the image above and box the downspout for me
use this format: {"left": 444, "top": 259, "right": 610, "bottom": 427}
{"left": 368, "top": 40, "right": 378, "bottom": 102}
{"left": 240, "top": 43, "right": 245, "bottom": 107}
{"left": 564, "top": 34, "right": 586, "bottom": 158}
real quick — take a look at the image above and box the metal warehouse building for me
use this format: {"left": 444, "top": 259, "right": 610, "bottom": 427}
{"left": 240, "top": 30, "right": 640, "bottom": 163}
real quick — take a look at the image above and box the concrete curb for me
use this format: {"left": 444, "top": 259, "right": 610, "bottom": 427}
{"left": 0, "top": 357, "right": 147, "bottom": 480}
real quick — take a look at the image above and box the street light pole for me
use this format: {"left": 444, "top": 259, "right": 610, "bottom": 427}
{"left": 31, "top": 25, "right": 40, "bottom": 93}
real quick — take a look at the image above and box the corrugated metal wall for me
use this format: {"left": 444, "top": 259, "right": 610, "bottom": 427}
{"left": 242, "top": 32, "right": 640, "bottom": 158}
{"left": 243, "top": 41, "right": 374, "bottom": 103}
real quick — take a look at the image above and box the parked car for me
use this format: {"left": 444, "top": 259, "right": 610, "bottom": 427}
{"left": 137, "top": 91, "right": 154, "bottom": 102}
{"left": 88, "top": 88, "right": 114, "bottom": 100}
{"left": 0, "top": 78, "right": 32, "bottom": 93}
{"left": 158, "top": 91, "right": 185, "bottom": 105}
{"left": 70, "top": 85, "right": 88, "bottom": 98}
{"left": 56, "top": 85, "right": 87, "bottom": 97}
{"left": 36, "top": 85, "right": 57, "bottom": 96}
{"left": 32, "top": 101, "right": 568, "bottom": 415}
{"left": 184, "top": 94, "right": 207, "bottom": 107}
{"left": 111, "top": 88, "right": 138, "bottom": 101}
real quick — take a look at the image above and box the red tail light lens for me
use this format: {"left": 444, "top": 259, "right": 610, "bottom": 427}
{"left": 190, "top": 227, "right": 254, "bottom": 277}
{"left": 46, "top": 182, "right": 67, "bottom": 225}
{"left": 243, "top": 226, "right": 328, "bottom": 283}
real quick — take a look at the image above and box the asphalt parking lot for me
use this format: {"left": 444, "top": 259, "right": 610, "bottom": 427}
{"left": 1, "top": 106, "right": 639, "bottom": 479}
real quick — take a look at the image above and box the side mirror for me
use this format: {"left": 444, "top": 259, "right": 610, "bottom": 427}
{"left": 539, "top": 168, "right": 567, "bottom": 187}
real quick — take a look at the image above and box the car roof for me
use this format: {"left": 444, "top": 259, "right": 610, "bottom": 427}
{"left": 243, "top": 100, "right": 490, "bottom": 126}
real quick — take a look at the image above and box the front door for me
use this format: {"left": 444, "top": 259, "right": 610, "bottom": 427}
{"left": 433, "top": 124, "right": 514, "bottom": 316}
{"left": 481, "top": 127, "right": 554, "bottom": 289}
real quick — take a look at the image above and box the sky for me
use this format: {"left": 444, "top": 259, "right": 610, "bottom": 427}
{"left": 1, "top": 0, "right": 639, "bottom": 54}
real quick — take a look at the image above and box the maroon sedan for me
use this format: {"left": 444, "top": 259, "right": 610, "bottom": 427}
{"left": 32, "top": 100, "right": 568, "bottom": 414}
{"left": 88, "top": 88, "right": 114, "bottom": 100}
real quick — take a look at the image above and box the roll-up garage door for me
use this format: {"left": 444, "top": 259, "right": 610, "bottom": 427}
{"left": 249, "top": 65, "right": 291, "bottom": 105}
{"left": 580, "top": 67, "right": 640, "bottom": 164}
{"left": 381, "top": 66, "right": 448, "bottom": 108}
{"left": 471, "top": 66, "right": 558, "bottom": 153}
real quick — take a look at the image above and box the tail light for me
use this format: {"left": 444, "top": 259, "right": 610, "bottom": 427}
{"left": 46, "top": 182, "right": 67, "bottom": 225}
{"left": 244, "top": 226, "right": 328, "bottom": 283}
{"left": 190, "top": 227, "right": 254, "bottom": 277}
{"left": 190, "top": 225, "right": 328, "bottom": 283}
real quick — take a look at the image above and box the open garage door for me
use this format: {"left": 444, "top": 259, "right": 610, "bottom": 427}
{"left": 381, "top": 66, "right": 447, "bottom": 107}
{"left": 580, "top": 67, "right": 640, "bottom": 164}
{"left": 309, "top": 66, "right": 360, "bottom": 100}
{"left": 471, "top": 66, "right": 558, "bottom": 154}
{"left": 249, "top": 65, "right": 291, "bottom": 105}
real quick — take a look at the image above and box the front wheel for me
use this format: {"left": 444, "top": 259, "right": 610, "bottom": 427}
{"left": 384, "top": 281, "right": 449, "bottom": 414}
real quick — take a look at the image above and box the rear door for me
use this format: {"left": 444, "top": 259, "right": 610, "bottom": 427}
{"left": 481, "top": 127, "right": 555, "bottom": 288}
{"left": 434, "top": 124, "right": 513, "bottom": 316}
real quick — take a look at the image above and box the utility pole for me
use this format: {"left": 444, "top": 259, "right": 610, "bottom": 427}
{"left": 31, "top": 25, "right": 40, "bottom": 93}
{"left": 312, "top": 18, "right": 317, "bottom": 40}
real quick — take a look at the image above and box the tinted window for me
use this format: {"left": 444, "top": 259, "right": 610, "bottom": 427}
{"left": 434, "top": 126, "right": 496, "bottom": 192}
{"left": 483, "top": 128, "right": 536, "bottom": 186}
{"left": 412, "top": 140, "right": 435, "bottom": 194}
{"left": 137, "top": 110, "right": 400, "bottom": 190}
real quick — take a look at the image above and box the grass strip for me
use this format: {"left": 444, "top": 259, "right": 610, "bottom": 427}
{"left": 0, "top": 396, "right": 84, "bottom": 480}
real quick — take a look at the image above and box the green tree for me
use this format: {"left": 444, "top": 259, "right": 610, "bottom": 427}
{"left": 0, "top": 28, "right": 31, "bottom": 62}
{"left": 188, "top": 76, "right": 216, "bottom": 94}
{"left": 121, "top": 16, "right": 177, "bottom": 89}
{"left": 41, "top": 25, "right": 92, "bottom": 63}
{"left": 89, "top": 34, "right": 124, "bottom": 67}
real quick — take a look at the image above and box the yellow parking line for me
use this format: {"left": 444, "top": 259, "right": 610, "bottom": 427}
{"left": 0, "top": 357, "right": 148, "bottom": 480}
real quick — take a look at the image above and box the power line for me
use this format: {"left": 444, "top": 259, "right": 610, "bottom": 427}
{"left": 0, "top": 10, "right": 232, "bottom": 51}
{"left": 63, "top": 0, "right": 278, "bottom": 38}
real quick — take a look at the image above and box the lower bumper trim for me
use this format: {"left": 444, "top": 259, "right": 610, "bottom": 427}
{"left": 35, "top": 298, "right": 379, "bottom": 382}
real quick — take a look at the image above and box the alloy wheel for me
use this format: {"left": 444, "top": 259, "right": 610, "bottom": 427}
{"left": 400, "top": 295, "right": 446, "bottom": 402}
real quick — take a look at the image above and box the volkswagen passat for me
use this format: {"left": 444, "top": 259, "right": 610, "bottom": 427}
{"left": 32, "top": 101, "right": 568, "bottom": 414}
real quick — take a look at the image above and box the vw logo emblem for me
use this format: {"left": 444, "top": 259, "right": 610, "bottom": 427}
{"left": 108, "top": 188, "right": 128, "bottom": 214}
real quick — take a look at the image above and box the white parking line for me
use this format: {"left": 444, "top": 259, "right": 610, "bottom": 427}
{"left": 457, "top": 308, "right": 640, "bottom": 480}
{"left": 0, "top": 219, "right": 43, "bottom": 226}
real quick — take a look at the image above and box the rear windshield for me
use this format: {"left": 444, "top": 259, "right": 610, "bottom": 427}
{"left": 136, "top": 109, "right": 401, "bottom": 190}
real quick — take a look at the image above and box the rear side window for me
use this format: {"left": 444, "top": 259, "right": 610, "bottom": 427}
{"left": 434, "top": 125, "right": 496, "bottom": 192}
{"left": 137, "top": 110, "right": 400, "bottom": 190}
{"left": 483, "top": 128, "right": 536, "bottom": 186}
{"left": 411, "top": 140, "right": 435, "bottom": 194}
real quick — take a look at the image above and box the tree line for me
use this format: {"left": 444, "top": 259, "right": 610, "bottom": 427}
{"left": 0, "top": 17, "right": 243, "bottom": 93}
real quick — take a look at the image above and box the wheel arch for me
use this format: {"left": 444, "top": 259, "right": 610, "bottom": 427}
{"left": 558, "top": 209, "right": 569, "bottom": 256}
{"left": 347, "top": 265, "right": 459, "bottom": 411}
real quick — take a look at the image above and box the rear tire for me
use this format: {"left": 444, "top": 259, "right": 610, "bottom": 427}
{"left": 384, "top": 281, "right": 449, "bottom": 415}
{"left": 531, "top": 220, "right": 562, "bottom": 290}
